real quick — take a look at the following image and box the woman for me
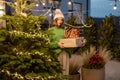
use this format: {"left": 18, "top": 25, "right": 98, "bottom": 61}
{"left": 49, "top": 9, "right": 69, "bottom": 75}
{"left": 49, "top": 9, "right": 86, "bottom": 75}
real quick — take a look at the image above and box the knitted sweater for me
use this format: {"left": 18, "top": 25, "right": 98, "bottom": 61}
{"left": 49, "top": 27, "right": 65, "bottom": 54}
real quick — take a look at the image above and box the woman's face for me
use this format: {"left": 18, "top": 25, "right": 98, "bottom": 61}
{"left": 56, "top": 17, "right": 64, "bottom": 27}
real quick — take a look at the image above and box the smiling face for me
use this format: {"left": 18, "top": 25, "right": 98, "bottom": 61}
{"left": 54, "top": 17, "right": 64, "bottom": 27}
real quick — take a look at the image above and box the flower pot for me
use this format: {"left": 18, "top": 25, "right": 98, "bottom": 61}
{"left": 69, "top": 73, "right": 80, "bottom": 80}
{"left": 81, "top": 67, "right": 105, "bottom": 80}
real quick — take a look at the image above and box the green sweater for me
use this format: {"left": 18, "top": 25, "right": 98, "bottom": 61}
{"left": 49, "top": 27, "right": 74, "bottom": 56}
{"left": 49, "top": 27, "right": 65, "bottom": 54}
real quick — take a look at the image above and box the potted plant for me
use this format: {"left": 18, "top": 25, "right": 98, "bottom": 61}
{"left": 69, "top": 54, "right": 83, "bottom": 80}
{"left": 81, "top": 46, "right": 112, "bottom": 80}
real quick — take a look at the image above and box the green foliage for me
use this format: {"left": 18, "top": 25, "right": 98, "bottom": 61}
{"left": 7, "top": 0, "right": 35, "bottom": 14}
{"left": 111, "top": 25, "right": 120, "bottom": 61}
{"left": 82, "top": 46, "right": 111, "bottom": 69}
{"left": 83, "top": 16, "right": 96, "bottom": 43}
{"left": 0, "top": 0, "right": 63, "bottom": 79}
{"left": 0, "top": 14, "right": 63, "bottom": 79}
{"left": 111, "top": 45, "right": 120, "bottom": 61}
{"left": 2, "top": 14, "right": 45, "bottom": 31}
{"left": 83, "top": 16, "right": 94, "bottom": 28}
{"left": 98, "top": 16, "right": 114, "bottom": 48}
{"left": 66, "top": 16, "right": 96, "bottom": 53}
{"left": 79, "top": 16, "right": 96, "bottom": 52}
{"left": 66, "top": 16, "right": 77, "bottom": 25}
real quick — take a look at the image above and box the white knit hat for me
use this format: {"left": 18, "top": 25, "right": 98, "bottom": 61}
{"left": 54, "top": 9, "right": 64, "bottom": 20}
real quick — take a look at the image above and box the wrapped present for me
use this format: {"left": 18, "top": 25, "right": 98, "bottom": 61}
{"left": 60, "top": 37, "right": 86, "bottom": 48}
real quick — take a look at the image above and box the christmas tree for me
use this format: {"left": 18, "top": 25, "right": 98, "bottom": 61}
{"left": 0, "top": 0, "right": 62, "bottom": 80}
{"left": 79, "top": 16, "right": 96, "bottom": 52}
{"left": 98, "top": 16, "right": 114, "bottom": 48}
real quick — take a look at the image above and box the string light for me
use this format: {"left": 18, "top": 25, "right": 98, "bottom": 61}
{"left": 0, "top": 1, "right": 4, "bottom": 17}
{"left": 68, "top": 0, "right": 72, "bottom": 5}
{"left": 0, "top": 5, "right": 3, "bottom": 9}
{"left": 35, "top": 3, "right": 39, "bottom": 7}
{"left": 113, "top": 4, "right": 117, "bottom": 10}
{"left": 0, "top": 0, "right": 91, "bottom": 28}
{"left": 42, "top": 2, "right": 45, "bottom": 6}
{"left": 0, "top": 10, "right": 4, "bottom": 16}
{"left": 49, "top": 13, "right": 52, "bottom": 16}
{"left": 14, "top": 2, "right": 17, "bottom": 5}
{"left": 113, "top": 0, "right": 117, "bottom": 10}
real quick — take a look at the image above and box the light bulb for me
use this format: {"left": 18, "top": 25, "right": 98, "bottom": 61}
{"left": 0, "top": 5, "right": 3, "bottom": 9}
{"left": 36, "top": 4, "right": 39, "bottom": 7}
{"left": 113, "top": 4, "right": 117, "bottom": 10}
{"left": 68, "top": 1, "right": 72, "bottom": 5}
{"left": 14, "top": 2, "right": 17, "bottom": 5}
{"left": 0, "top": 10, "right": 4, "bottom": 16}
{"left": 49, "top": 13, "right": 52, "bottom": 16}
{"left": 42, "top": 2, "right": 45, "bottom": 6}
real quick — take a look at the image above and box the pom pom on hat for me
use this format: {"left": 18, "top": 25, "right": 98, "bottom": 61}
{"left": 54, "top": 9, "right": 64, "bottom": 20}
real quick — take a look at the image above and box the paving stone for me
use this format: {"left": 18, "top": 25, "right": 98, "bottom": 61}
{"left": 105, "top": 60, "right": 120, "bottom": 80}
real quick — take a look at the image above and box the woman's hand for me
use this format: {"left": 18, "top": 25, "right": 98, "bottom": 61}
{"left": 58, "top": 41, "right": 64, "bottom": 48}
{"left": 80, "top": 38, "right": 86, "bottom": 47}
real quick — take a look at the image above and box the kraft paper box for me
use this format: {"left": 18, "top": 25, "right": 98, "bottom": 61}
{"left": 60, "top": 37, "right": 84, "bottom": 48}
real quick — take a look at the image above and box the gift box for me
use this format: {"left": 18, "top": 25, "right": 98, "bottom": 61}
{"left": 60, "top": 37, "right": 85, "bottom": 48}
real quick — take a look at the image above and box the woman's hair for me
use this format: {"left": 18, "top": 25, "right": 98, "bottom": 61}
{"left": 53, "top": 18, "right": 64, "bottom": 27}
